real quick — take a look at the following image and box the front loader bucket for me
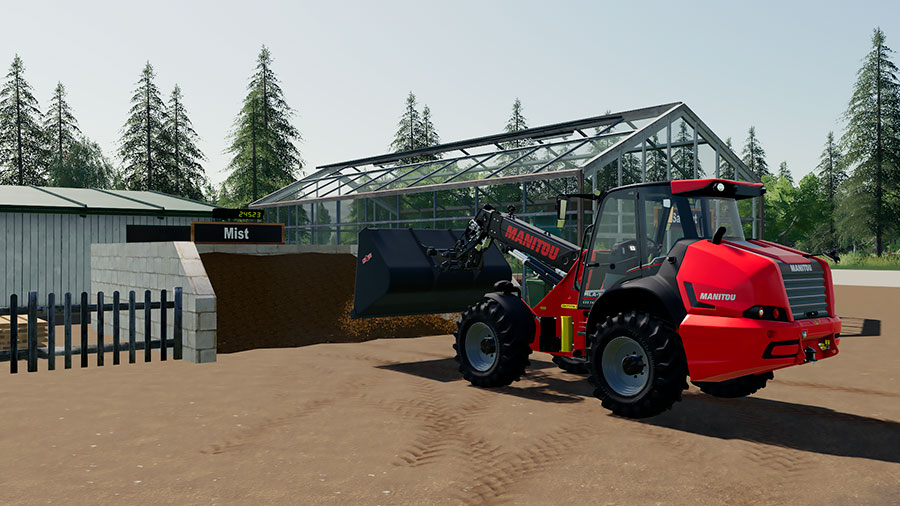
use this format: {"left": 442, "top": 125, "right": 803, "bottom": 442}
{"left": 352, "top": 228, "right": 511, "bottom": 318}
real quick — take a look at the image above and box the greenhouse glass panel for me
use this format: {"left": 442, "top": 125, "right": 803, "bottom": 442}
{"left": 698, "top": 133, "right": 717, "bottom": 179}
{"left": 249, "top": 103, "right": 762, "bottom": 245}
{"left": 316, "top": 201, "right": 337, "bottom": 225}
{"left": 477, "top": 183, "right": 522, "bottom": 210}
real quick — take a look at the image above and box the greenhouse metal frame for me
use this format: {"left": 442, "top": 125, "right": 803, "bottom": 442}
{"left": 250, "top": 102, "right": 760, "bottom": 245}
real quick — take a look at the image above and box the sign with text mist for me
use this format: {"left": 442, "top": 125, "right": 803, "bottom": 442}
{"left": 191, "top": 222, "right": 284, "bottom": 244}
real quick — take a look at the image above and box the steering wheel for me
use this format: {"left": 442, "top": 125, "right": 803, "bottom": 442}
{"left": 645, "top": 235, "right": 662, "bottom": 258}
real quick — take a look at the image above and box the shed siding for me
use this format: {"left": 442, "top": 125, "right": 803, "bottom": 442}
{"left": 2, "top": 213, "right": 196, "bottom": 306}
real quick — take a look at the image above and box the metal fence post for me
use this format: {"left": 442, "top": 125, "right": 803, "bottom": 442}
{"left": 113, "top": 291, "right": 120, "bottom": 366}
{"left": 27, "top": 292, "right": 37, "bottom": 373}
{"left": 174, "top": 287, "right": 183, "bottom": 360}
{"left": 47, "top": 293, "right": 55, "bottom": 371}
{"left": 144, "top": 290, "right": 151, "bottom": 363}
{"left": 80, "top": 292, "right": 89, "bottom": 368}
{"left": 97, "top": 291, "right": 104, "bottom": 367}
{"left": 128, "top": 291, "right": 136, "bottom": 364}
{"left": 9, "top": 294, "right": 17, "bottom": 374}
{"left": 160, "top": 289, "right": 167, "bottom": 361}
{"left": 64, "top": 293, "right": 72, "bottom": 370}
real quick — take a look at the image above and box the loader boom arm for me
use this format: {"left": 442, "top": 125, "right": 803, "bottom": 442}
{"left": 428, "top": 206, "right": 581, "bottom": 279}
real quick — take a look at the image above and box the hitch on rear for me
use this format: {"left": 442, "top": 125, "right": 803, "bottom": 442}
{"left": 804, "top": 346, "right": 818, "bottom": 363}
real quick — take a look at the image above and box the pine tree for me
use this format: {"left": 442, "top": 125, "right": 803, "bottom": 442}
{"left": 118, "top": 62, "right": 167, "bottom": 191}
{"left": 390, "top": 92, "right": 422, "bottom": 163}
{"left": 673, "top": 121, "right": 701, "bottom": 178}
{"left": 0, "top": 55, "right": 48, "bottom": 185}
{"left": 201, "top": 180, "right": 219, "bottom": 205}
{"left": 720, "top": 137, "right": 735, "bottom": 179}
{"left": 418, "top": 104, "right": 441, "bottom": 162}
{"left": 50, "top": 136, "right": 113, "bottom": 188}
{"left": 778, "top": 161, "right": 793, "bottom": 184}
{"left": 421, "top": 105, "right": 439, "bottom": 148}
{"left": 44, "top": 82, "right": 81, "bottom": 168}
{"left": 645, "top": 134, "right": 668, "bottom": 181}
{"left": 163, "top": 85, "right": 207, "bottom": 200}
{"left": 224, "top": 46, "right": 303, "bottom": 206}
{"left": 817, "top": 131, "right": 846, "bottom": 250}
{"left": 841, "top": 27, "right": 900, "bottom": 256}
{"left": 502, "top": 98, "right": 530, "bottom": 150}
{"left": 742, "top": 126, "right": 768, "bottom": 179}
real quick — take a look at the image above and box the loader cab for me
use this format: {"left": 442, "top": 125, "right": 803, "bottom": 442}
{"left": 578, "top": 180, "right": 755, "bottom": 309}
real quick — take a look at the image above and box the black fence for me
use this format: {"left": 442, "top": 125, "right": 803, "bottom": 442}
{"left": 0, "top": 288, "right": 183, "bottom": 374}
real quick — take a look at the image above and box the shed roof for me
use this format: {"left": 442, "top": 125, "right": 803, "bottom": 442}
{"left": 0, "top": 186, "right": 214, "bottom": 217}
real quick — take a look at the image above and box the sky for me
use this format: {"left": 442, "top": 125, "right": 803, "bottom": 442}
{"left": 2, "top": 0, "right": 899, "bottom": 187}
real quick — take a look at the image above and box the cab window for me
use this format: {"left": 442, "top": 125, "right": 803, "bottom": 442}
{"left": 580, "top": 190, "right": 639, "bottom": 306}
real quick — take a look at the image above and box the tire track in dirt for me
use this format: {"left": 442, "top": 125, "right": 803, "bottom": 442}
{"left": 701, "top": 395, "right": 819, "bottom": 482}
{"left": 451, "top": 432, "right": 573, "bottom": 506}
{"left": 388, "top": 382, "right": 496, "bottom": 468}
{"left": 735, "top": 440, "right": 824, "bottom": 506}
{"left": 200, "top": 397, "right": 335, "bottom": 455}
{"left": 742, "top": 442, "right": 814, "bottom": 477}
{"left": 688, "top": 394, "right": 822, "bottom": 491}
{"left": 301, "top": 349, "right": 400, "bottom": 368}
{"left": 199, "top": 374, "right": 378, "bottom": 456}
{"left": 629, "top": 420, "right": 711, "bottom": 464}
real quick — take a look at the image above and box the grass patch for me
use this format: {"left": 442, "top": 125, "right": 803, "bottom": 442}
{"left": 826, "top": 252, "right": 900, "bottom": 270}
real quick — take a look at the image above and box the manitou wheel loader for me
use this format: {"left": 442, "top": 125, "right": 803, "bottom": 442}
{"left": 352, "top": 179, "right": 842, "bottom": 418}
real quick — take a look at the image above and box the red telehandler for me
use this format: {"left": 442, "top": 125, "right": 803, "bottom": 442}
{"left": 352, "top": 179, "right": 841, "bottom": 418}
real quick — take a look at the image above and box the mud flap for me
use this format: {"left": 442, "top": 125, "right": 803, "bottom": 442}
{"left": 351, "top": 228, "right": 512, "bottom": 318}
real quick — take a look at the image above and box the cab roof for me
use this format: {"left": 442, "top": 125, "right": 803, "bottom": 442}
{"left": 611, "top": 179, "right": 765, "bottom": 200}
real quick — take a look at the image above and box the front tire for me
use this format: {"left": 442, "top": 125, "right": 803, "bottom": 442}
{"left": 693, "top": 372, "right": 774, "bottom": 398}
{"left": 588, "top": 311, "right": 688, "bottom": 418}
{"left": 454, "top": 297, "right": 532, "bottom": 388}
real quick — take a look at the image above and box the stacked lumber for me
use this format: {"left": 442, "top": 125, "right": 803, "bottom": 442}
{"left": 0, "top": 315, "right": 49, "bottom": 350}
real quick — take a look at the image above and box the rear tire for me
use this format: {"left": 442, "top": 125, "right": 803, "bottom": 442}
{"left": 587, "top": 311, "right": 688, "bottom": 418}
{"left": 454, "top": 298, "right": 532, "bottom": 388}
{"left": 552, "top": 355, "right": 589, "bottom": 374}
{"left": 693, "top": 372, "right": 774, "bottom": 398}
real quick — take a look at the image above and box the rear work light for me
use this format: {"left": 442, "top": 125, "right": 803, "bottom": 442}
{"left": 743, "top": 305, "right": 790, "bottom": 322}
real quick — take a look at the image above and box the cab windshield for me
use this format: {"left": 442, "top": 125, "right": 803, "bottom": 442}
{"left": 644, "top": 193, "right": 745, "bottom": 252}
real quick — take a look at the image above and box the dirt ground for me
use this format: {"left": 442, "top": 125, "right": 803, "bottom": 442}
{"left": 0, "top": 285, "right": 898, "bottom": 506}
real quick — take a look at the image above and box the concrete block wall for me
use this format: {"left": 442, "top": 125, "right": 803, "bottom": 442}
{"left": 90, "top": 241, "right": 217, "bottom": 363}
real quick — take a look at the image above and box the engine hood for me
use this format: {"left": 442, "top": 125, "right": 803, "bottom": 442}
{"left": 676, "top": 238, "right": 835, "bottom": 322}
{"left": 677, "top": 239, "right": 791, "bottom": 318}
{"left": 721, "top": 239, "right": 811, "bottom": 265}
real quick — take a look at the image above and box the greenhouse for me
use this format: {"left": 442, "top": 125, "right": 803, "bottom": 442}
{"left": 249, "top": 102, "right": 760, "bottom": 245}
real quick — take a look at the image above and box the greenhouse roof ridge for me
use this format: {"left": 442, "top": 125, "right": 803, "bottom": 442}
{"left": 250, "top": 101, "right": 755, "bottom": 208}
{"left": 316, "top": 102, "right": 682, "bottom": 171}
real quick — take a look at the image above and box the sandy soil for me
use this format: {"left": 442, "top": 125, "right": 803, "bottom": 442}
{"left": 0, "top": 286, "right": 898, "bottom": 506}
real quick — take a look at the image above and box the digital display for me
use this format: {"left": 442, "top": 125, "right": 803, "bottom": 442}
{"left": 212, "top": 208, "right": 265, "bottom": 220}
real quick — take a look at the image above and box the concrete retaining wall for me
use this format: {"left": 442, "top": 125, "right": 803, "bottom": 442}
{"left": 831, "top": 269, "right": 900, "bottom": 287}
{"left": 90, "top": 242, "right": 217, "bottom": 364}
{"left": 90, "top": 242, "right": 358, "bottom": 364}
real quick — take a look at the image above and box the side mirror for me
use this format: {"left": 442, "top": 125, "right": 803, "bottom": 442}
{"left": 555, "top": 198, "right": 568, "bottom": 228}
{"left": 828, "top": 250, "right": 841, "bottom": 264}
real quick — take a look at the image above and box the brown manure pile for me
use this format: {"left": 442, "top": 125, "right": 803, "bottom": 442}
{"left": 200, "top": 252, "right": 456, "bottom": 354}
